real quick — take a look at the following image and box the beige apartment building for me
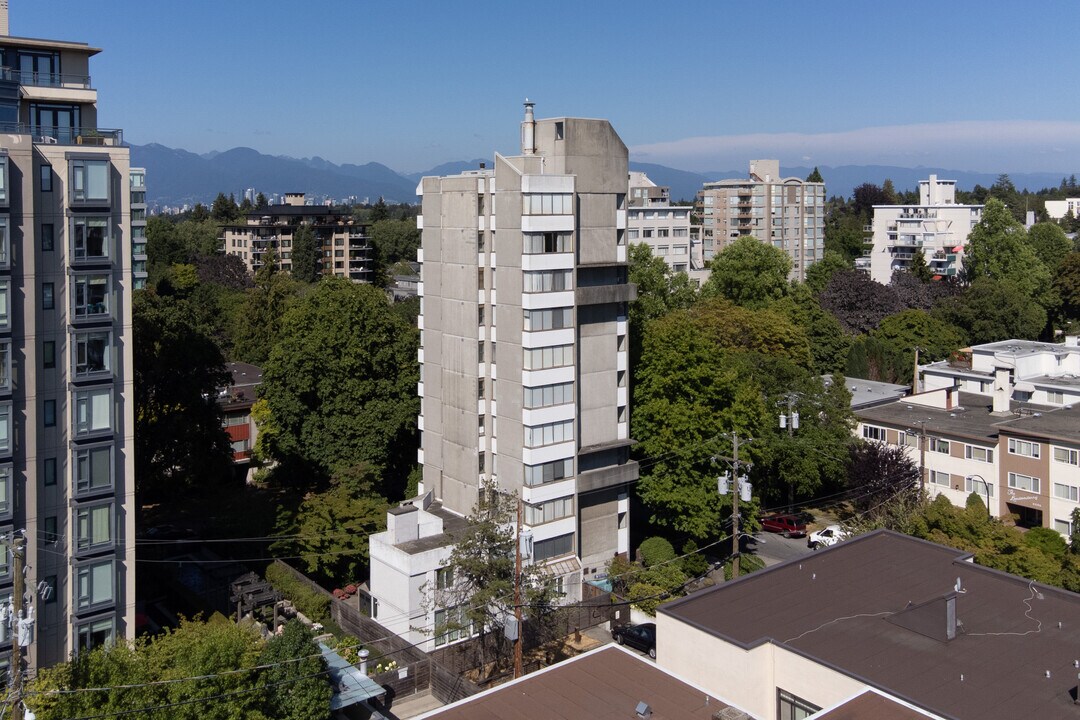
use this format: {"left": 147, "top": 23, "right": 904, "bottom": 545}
{"left": 220, "top": 193, "right": 374, "bottom": 281}
{"left": 369, "top": 103, "right": 638, "bottom": 650}
{"left": 0, "top": 13, "right": 136, "bottom": 670}
{"left": 695, "top": 159, "right": 825, "bottom": 281}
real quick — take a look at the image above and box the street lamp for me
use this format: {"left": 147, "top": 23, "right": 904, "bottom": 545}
{"left": 779, "top": 395, "right": 800, "bottom": 512}
{"left": 964, "top": 474, "right": 992, "bottom": 519}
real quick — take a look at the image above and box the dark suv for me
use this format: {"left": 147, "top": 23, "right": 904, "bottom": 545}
{"left": 759, "top": 513, "right": 807, "bottom": 538}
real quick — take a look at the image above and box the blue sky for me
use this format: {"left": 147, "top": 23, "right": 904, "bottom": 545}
{"left": 16, "top": 1, "right": 1080, "bottom": 174}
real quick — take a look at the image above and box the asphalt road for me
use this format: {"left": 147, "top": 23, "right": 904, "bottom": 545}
{"left": 748, "top": 531, "right": 813, "bottom": 566}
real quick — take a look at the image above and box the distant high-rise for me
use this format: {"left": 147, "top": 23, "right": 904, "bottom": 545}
{"left": 695, "top": 160, "right": 826, "bottom": 281}
{"left": 0, "top": 8, "right": 136, "bottom": 667}
{"left": 369, "top": 103, "right": 638, "bottom": 650}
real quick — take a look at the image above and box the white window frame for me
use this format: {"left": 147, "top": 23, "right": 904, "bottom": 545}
{"left": 523, "top": 382, "right": 574, "bottom": 409}
{"left": 524, "top": 420, "right": 574, "bottom": 448}
{"left": 1007, "top": 472, "right": 1041, "bottom": 493}
{"left": 0, "top": 465, "right": 11, "bottom": 520}
{"left": 965, "top": 476, "right": 994, "bottom": 497}
{"left": 524, "top": 496, "right": 575, "bottom": 525}
{"left": 1053, "top": 482, "right": 1079, "bottom": 503}
{"left": 1053, "top": 447, "right": 1079, "bottom": 466}
{"left": 929, "top": 470, "right": 950, "bottom": 487}
{"left": 928, "top": 437, "right": 950, "bottom": 454}
{"left": 861, "top": 425, "right": 886, "bottom": 442}
{"left": 523, "top": 344, "right": 574, "bottom": 371}
{"left": 0, "top": 217, "right": 9, "bottom": 270}
{"left": 0, "top": 278, "right": 9, "bottom": 331}
{"left": 965, "top": 445, "right": 994, "bottom": 463}
{"left": 524, "top": 458, "right": 573, "bottom": 487}
{"left": 0, "top": 340, "right": 10, "bottom": 393}
{"left": 1008, "top": 438, "right": 1041, "bottom": 459}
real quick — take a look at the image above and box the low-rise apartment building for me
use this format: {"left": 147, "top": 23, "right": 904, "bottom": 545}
{"left": 858, "top": 175, "right": 983, "bottom": 283}
{"left": 854, "top": 371, "right": 1080, "bottom": 534}
{"left": 922, "top": 336, "right": 1080, "bottom": 408}
{"left": 656, "top": 530, "right": 1080, "bottom": 720}
{"left": 626, "top": 172, "right": 704, "bottom": 281}
{"left": 695, "top": 159, "right": 825, "bottom": 281}
{"left": 218, "top": 362, "right": 261, "bottom": 478}
{"left": 220, "top": 193, "right": 373, "bottom": 281}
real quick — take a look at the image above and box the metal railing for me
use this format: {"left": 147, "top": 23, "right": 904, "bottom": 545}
{"left": 0, "top": 124, "right": 123, "bottom": 146}
{"left": 0, "top": 67, "right": 91, "bottom": 89}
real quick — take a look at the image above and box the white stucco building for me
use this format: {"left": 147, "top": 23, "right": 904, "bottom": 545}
{"left": 858, "top": 175, "right": 983, "bottom": 283}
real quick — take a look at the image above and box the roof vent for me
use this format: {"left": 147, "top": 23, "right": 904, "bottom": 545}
{"left": 635, "top": 701, "right": 653, "bottom": 718}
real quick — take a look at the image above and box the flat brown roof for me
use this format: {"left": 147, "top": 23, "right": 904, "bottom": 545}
{"left": 660, "top": 530, "right": 1080, "bottom": 720}
{"left": 420, "top": 645, "right": 734, "bottom": 720}
{"left": 815, "top": 689, "right": 937, "bottom": 719}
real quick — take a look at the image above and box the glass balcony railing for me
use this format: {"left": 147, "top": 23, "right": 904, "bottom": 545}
{"left": 0, "top": 67, "right": 91, "bottom": 89}
{"left": 0, "top": 124, "right": 124, "bottom": 146}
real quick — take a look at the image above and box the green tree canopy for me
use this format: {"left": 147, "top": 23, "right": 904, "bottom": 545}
{"left": 258, "top": 279, "right": 419, "bottom": 495}
{"left": 933, "top": 277, "right": 1047, "bottom": 343}
{"left": 28, "top": 616, "right": 330, "bottom": 720}
{"left": 769, "top": 283, "right": 852, "bottom": 375}
{"left": 871, "top": 309, "right": 968, "bottom": 369}
{"left": 370, "top": 218, "right": 421, "bottom": 275}
{"left": 1056, "top": 252, "right": 1080, "bottom": 324}
{"left": 701, "top": 235, "right": 792, "bottom": 308}
{"left": 806, "top": 167, "right": 823, "bottom": 183}
{"left": 628, "top": 242, "right": 697, "bottom": 379}
{"left": 290, "top": 224, "right": 321, "bottom": 283}
{"left": 1027, "top": 222, "right": 1073, "bottom": 272}
{"left": 231, "top": 250, "right": 303, "bottom": 365}
{"left": 134, "top": 289, "right": 234, "bottom": 498}
{"left": 803, "top": 251, "right": 850, "bottom": 294}
{"left": 964, "top": 198, "right": 1052, "bottom": 303}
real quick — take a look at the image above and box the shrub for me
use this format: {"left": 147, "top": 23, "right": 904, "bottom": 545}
{"left": 265, "top": 563, "right": 331, "bottom": 624}
{"left": 638, "top": 537, "right": 676, "bottom": 567}
{"left": 680, "top": 539, "right": 709, "bottom": 577}
{"left": 628, "top": 582, "right": 666, "bottom": 616}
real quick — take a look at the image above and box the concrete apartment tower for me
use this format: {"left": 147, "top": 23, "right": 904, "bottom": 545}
{"left": 0, "top": 9, "right": 136, "bottom": 669}
{"left": 369, "top": 103, "right": 638, "bottom": 650}
{"left": 696, "top": 160, "right": 826, "bottom": 281}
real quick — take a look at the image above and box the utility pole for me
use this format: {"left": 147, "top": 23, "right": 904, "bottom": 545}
{"left": 779, "top": 397, "right": 800, "bottom": 512}
{"left": 512, "top": 497, "right": 523, "bottom": 679}
{"left": 10, "top": 533, "right": 25, "bottom": 720}
{"left": 912, "top": 346, "right": 921, "bottom": 395}
{"left": 716, "top": 434, "right": 753, "bottom": 580}
{"left": 917, "top": 420, "right": 927, "bottom": 493}
{"left": 730, "top": 435, "right": 741, "bottom": 579}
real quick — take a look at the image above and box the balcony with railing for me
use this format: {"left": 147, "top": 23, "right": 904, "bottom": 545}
{"left": 8, "top": 124, "right": 123, "bottom": 147}
{"left": 2, "top": 67, "right": 91, "bottom": 89}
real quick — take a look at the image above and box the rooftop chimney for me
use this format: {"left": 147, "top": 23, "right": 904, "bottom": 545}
{"left": 521, "top": 99, "right": 536, "bottom": 156}
{"left": 0, "top": 1, "right": 8, "bottom": 36}
{"left": 992, "top": 366, "right": 1012, "bottom": 415}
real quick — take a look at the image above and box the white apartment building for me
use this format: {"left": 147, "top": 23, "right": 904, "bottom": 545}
{"left": 0, "top": 14, "right": 136, "bottom": 670}
{"left": 626, "top": 172, "right": 703, "bottom": 281}
{"left": 1044, "top": 198, "right": 1080, "bottom": 221}
{"left": 369, "top": 103, "right": 638, "bottom": 651}
{"left": 130, "top": 168, "right": 147, "bottom": 289}
{"left": 695, "top": 160, "right": 825, "bottom": 282}
{"left": 858, "top": 175, "right": 983, "bottom": 283}
{"left": 921, "top": 337, "right": 1080, "bottom": 408}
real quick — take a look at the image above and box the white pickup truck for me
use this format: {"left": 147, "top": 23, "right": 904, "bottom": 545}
{"left": 807, "top": 524, "right": 849, "bottom": 550}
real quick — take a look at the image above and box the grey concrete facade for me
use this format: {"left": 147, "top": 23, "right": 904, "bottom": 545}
{"left": 370, "top": 105, "right": 638, "bottom": 650}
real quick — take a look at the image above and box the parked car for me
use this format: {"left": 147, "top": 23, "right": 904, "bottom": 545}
{"left": 612, "top": 622, "right": 656, "bottom": 659}
{"left": 759, "top": 513, "right": 807, "bottom": 538}
{"left": 807, "top": 524, "right": 849, "bottom": 550}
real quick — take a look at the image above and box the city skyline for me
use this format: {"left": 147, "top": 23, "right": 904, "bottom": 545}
{"left": 14, "top": 1, "right": 1080, "bottom": 175}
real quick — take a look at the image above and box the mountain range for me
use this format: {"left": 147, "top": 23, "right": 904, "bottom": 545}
{"left": 129, "top": 143, "right": 1071, "bottom": 208}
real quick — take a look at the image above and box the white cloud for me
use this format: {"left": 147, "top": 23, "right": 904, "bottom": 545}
{"left": 630, "top": 121, "right": 1080, "bottom": 174}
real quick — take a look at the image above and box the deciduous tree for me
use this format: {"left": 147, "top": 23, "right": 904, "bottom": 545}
{"left": 818, "top": 269, "right": 903, "bottom": 335}
{"left": 933, "top": 278, "right": 1047, "bottom": 343}
{"left": 701, "top": 235, "right": 792, "bottom": 308}
{"left": 258, "top": 279, "right": 419, "bottom": 495}
{"left": 290, "top": 224, "right": 321, "bottom": 283}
